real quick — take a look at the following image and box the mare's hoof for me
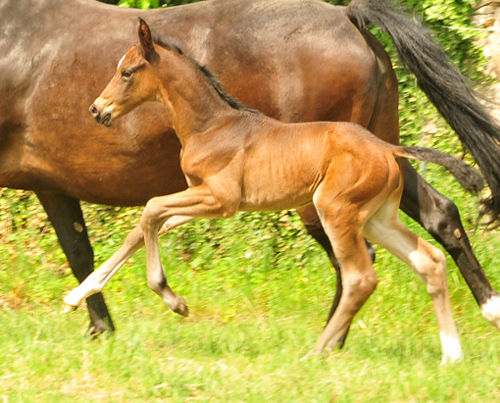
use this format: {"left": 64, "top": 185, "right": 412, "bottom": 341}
{"left": 61, "top": 303, "right": 78, "bottom": 314}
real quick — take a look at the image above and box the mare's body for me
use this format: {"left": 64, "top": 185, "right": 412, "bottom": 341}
{"left": 2, "top": 0, "right": 500, "bottom": 335}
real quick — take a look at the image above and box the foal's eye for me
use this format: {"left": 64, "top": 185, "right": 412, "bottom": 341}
{"left": 121, "top": 70, "right": 133, "bottom": 78}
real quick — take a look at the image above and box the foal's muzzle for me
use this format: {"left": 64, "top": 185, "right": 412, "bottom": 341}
{"left": 89, "top": 103, "right": 113, "bottom": 127}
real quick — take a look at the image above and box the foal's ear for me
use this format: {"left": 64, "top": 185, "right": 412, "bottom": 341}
{"left": 137, "top": 17, "right": 157, "bottom": 61}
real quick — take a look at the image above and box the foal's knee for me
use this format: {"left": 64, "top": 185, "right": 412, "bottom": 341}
{"left": 141, "top": 197, "right": 165, "bottom": 230}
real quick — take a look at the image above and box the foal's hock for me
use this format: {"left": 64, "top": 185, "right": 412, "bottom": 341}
{"left": 65, "top": 18, "right": 484, "bottom": 363}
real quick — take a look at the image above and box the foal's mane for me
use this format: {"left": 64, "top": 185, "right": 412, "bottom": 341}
{"left": 153, "top": 36, "right": 261, "bottom": 115}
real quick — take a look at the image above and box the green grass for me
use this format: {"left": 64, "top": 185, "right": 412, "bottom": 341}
{"left": 2, "top": 118, "right": 500, "bottom": 401}
{"left": 2, "top": 181, "right": 500, "bottom": 402}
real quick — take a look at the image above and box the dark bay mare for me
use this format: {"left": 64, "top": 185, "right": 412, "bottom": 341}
{"left": 2, "top": 0, "right": 500, "bottom": 338}
{"left": 67, "top": 18, "right": 486, "bottom": 362}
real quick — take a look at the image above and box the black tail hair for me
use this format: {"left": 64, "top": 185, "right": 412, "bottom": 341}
{"left": 348, "top": 0, "right": 500, "bottom": 224}
{"left": 394, "top": 146, "right": 484, "bottom": 193}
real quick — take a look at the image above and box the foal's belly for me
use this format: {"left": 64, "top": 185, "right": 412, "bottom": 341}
{"left": 238, "top": 187, "right": 314, "bottom": 212}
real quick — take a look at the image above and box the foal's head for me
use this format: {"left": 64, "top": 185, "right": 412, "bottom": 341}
{"left": 90, "top": 18, "right": 161, "bottom": 127}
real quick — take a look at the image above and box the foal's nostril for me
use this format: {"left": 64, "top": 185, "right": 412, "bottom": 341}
{"left": 89, "top": 104, "right": 99, "bottom": 117}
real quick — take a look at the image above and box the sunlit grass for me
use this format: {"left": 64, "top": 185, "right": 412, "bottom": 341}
{"left": 2, "top": 183, "right": 500, "bottom": 402}
{"left": 2, "top": 118, "right": 500, "bottom": 401}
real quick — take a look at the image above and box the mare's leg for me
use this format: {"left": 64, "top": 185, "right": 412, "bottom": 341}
{"left": 62, "top": 215, "right": 193, "bottom": 312}
{"left": 364, "top": 184, "right": 462, "bottom": 364}
{"left": 399, "top": 160, "right": 500, "bottom": 329}
{"left": 141, "top": 185, "right": 230, "bottom": 317}
{"left": 36, "top": 191, "right": 114, "bottom": 334}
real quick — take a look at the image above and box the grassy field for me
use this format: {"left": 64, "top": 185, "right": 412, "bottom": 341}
{"left": 2, "top": 0, "right": 496, "bottom": 400}
{"left": 2, "top": 162, "right": 500, "bottom": 403}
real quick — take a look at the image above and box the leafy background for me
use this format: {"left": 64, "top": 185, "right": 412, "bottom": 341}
{"left": 0, "top": 0, "right": 490, "bottom": 271}
{"left": 2, "top": 1, "right": 500, "bottom": 401}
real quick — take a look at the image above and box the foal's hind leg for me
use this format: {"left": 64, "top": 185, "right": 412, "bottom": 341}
{"left": 296, "top": 206, "right": 346, "bottom": 346}
{"left": 364, "top": 185, "right": 462, "bottom": 364}
{"left": 297, "top": 205, "right": 377, "bottom": 348}
{"left": 310, "top": 203, "right": 379, "bottom": 354}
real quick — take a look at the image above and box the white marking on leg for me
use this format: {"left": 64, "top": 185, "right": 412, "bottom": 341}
{"left": 63, "top": 225, "right": 144, "bottom": 309}
{"left": 481, "top": 295, "right": 500, "bottom": 330}
{"left": 63, "top": 252, "right": 130, "bottom": 308}
{"left": 63, "top": 274, "right": 104, "bottom": 308}
{"left": 440, "top": 332, "right": 463, "bottom": 364}
{"left": 365, "top": 203, "right": 463, "bottom": 364}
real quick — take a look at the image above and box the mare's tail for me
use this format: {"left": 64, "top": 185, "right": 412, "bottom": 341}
{"left": 347, "top": 0, "right": 500, "bottom": 223}
{"left": 393, "top": 146, "right": 484, "bottom": 193}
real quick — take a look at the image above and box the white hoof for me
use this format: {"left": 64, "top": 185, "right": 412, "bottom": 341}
{"left": 440, "top": 332, "right": 463, "bottom": 364}
{"left": 61, "top": 302, "right": 78, "bottom": 314}
{"left": 441, "top": 352, "right": 463, "bottom": 365}
{"left": 481, "top": 295, "right": 500, "bottom": 330}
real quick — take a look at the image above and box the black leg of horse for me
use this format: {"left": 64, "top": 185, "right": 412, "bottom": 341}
{"left": 36, "top": 191, "right": 115, "bottom": 334}
{"left": 398, "top": 160, "right": 499, "bottom": 306}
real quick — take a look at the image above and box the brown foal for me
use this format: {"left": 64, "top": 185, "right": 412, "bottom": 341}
{"left": 64, "top": 19, "right": 484, "bottom": 363}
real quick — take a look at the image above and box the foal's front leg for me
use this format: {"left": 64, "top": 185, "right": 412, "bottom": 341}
{"left": 62, "top": 215, "right": 194, "bottom": 312}
{"left": 140, "top": 185, "right": 229, "bottom": 316}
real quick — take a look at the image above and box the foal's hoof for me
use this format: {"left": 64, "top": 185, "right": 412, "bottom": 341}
{"left": 300, "top": 350, "right": 314, "bottom": 361}
{"left": 61, "top": 303, "right": 78, "bottom": 314}
{"left": 441, "top": 353, "right": 463, "bottom": 365}
{"left": 171, "top": 297, "right": 189, "bottom": 317}
{"left": 300, "top": 348, "right": 327, "bottom": 362}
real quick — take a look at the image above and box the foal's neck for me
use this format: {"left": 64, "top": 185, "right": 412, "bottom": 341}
{"left": 155, "top": 48, "right": 241, "bottom": 144}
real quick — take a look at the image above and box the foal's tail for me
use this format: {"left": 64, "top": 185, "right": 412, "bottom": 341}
{"left": 393, "top": 146, "right": 484, "bottom": 193}
{"left": 347, "top": 0, "right": 500, "bottom": 224}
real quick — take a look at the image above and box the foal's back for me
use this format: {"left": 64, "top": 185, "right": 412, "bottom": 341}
{"left": 238, "top": 117, "right": 400, "bottom": 212}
